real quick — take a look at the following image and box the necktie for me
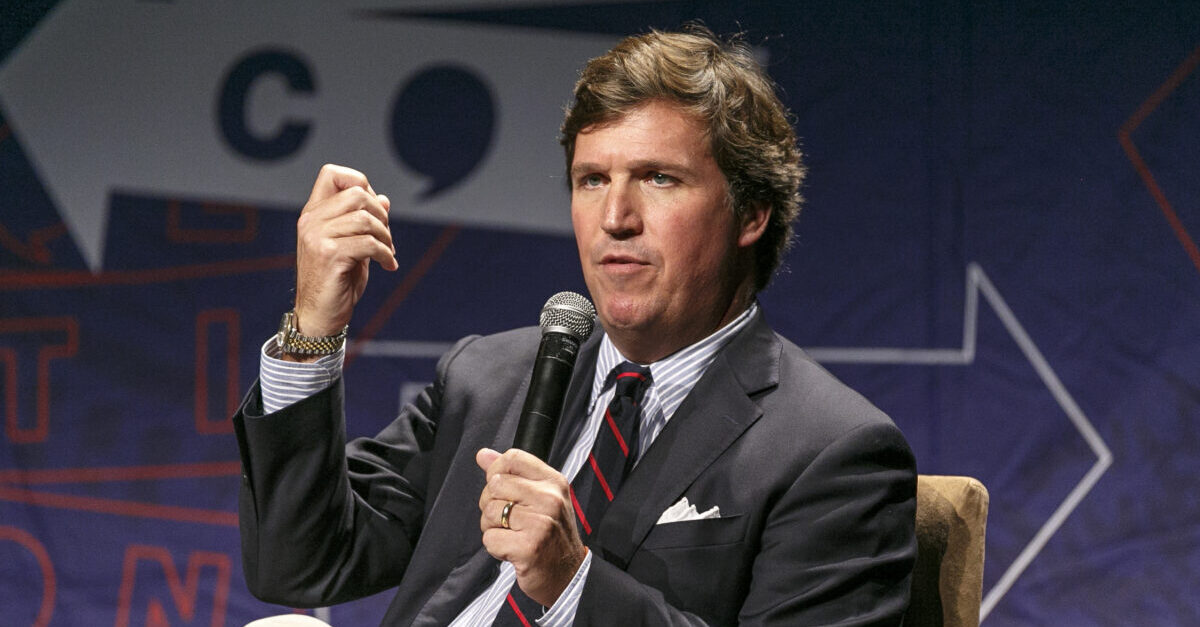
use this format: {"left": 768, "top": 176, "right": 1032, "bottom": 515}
{"left": 570, "top": 362, "right": 652, "bottom": 538}
{"left": 493, "top": 362, "right": 653, "bottom": 626}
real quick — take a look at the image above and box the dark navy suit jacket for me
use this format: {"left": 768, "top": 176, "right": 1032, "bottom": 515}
{"left": 233, "top": 311, "right": 917, "bottom": 625}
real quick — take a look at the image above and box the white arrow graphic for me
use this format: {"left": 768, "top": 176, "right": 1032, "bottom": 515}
{"left": 0, "top": 0, "right": 615, "bottom": 271}
{"left": 808, "top": 262, "right": 1113, "bottom": 621}
{"left": 354, "top": 262, "right": 1114, "bottom": 621}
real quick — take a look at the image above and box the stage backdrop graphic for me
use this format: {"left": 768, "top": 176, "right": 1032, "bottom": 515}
{"left": 1, "top": 1, "right": 1198, "bottom": 625}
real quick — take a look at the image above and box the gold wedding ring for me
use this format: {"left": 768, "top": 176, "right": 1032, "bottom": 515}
{"left": 500, "top": 500, "right": 515, "bottom": 529}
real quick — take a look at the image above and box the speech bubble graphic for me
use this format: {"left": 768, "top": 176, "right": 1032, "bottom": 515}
{"left": 391, "top": 65, "right": 495, "bottom": 198}
{"left": 0, "top": 0, "right": 615, "bottom": 271}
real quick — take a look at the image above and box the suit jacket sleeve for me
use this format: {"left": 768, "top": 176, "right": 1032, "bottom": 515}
{"left": 233, "top": 335, "right": 477, "bottom": 607}
{"left": 577, "top": 413, "right": 916, "bottom": 626}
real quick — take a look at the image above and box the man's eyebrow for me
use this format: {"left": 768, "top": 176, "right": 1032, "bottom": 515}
{"left": 570, "top": 159, "right": 695, "bottom": 177}
{"left": 631, "top": 159, "right": 690, "bottom": 172}
{"left": 570, "top": 162, "right": 602, "bottom": 178}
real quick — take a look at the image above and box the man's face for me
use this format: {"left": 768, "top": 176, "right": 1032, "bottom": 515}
{"left": 570, "top": 100, "right": 767, "bottom": 363}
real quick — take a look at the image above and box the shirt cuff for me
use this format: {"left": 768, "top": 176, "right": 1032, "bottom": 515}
{"left": 259, "top": 337, "right": 345, "bottom": 415}
{"left": 536, "top": 549, "right": 592, "bottom": 627}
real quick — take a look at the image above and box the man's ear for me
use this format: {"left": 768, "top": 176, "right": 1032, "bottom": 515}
{"left": 737, "top": 202, "right": 771, "bottom": 248}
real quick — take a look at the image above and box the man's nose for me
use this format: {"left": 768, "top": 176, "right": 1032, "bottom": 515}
{"left": 601, "top": 183, "right": 642, "bottom": 238}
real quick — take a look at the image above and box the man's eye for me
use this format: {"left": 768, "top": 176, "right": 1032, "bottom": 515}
{"left": 649, "top": 173, "right": 674, "bottom": 186}
{"left": 580, "top": 174, "right": 604, "bottom": 188}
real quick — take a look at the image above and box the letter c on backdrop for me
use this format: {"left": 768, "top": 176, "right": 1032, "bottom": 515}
{"left": 218, "top": 49, "right": 315, "bottom": 160}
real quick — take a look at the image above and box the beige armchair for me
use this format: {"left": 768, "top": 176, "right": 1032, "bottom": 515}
{"left": 904, "top": 475, "right": 990, "bottom": 627}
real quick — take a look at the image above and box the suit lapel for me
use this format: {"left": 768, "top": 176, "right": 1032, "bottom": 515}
{"left": 408, "top": 548, "right": 498, "bottom": 627}
{"left": 592, "top": 311, "right": 781, "bottom": 569}
{"left": 548, "top": 330, "right": 601, "bottom": 469}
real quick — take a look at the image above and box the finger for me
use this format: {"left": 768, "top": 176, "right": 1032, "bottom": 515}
{"left": 321, "top": 207, "right": 395, "bottom": 253}
{"left": 476, "top": 448, "right": 504, "bottom": 513}
{"left": 477, "top": 459, "right": 552, "bottom": 509}
{"left": 322, "top": 186, "right": 391, "bottom": 229}
{"left": 482, "top": 473, "right": 537, "bottom": 504}
{"left": 310, "top": 234, "right": 398, "bottom": 273}
{"left": 354, "top": 235, "right": 399, "bottom": 272}
{"left": 481, "top": 527, "right": 521, "bottom": 564}
{"left": 481, "top": 509, "right": 542, "bottom": 557}
{"left": 480, "top": 506, "right": 572, "bottom": 570}
{"left": 480, "top": 498, "right": 521, "bottom": 533}
{"left": 374, "top": 194, "right": 394, "bottom": 254}
{"left": 484, "top": 475, "right": 571, "bottom": 523}
{"left": 476, "top": 448, "right": 503, "bottom": 473}
{"left": 495, "top": 448, "right": 561, "bottom": 482}
{"left": 300, "top": 189, "right": 394, "bottom": 259}
{"left": 308, "top": 164, "right": 371, "bottom": 206}
{"left": 299, "top": 188, "right": 389, "bottom": 239}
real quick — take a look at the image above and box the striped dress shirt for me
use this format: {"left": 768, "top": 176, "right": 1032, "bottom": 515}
{"left": 258, "top": 302, "right": 758, "bottom": 625}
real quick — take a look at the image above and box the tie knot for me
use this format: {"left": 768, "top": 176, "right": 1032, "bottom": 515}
{"left": 611, "top": 362, "right": 652, "bottom": 401}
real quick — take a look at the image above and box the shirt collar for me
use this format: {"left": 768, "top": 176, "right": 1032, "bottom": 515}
{"left": 591, "top": 302, "right": 758, "bottom": 419}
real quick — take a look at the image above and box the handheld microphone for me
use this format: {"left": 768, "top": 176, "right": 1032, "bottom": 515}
{"left": 512, "top": 291, "right": 596, "bottom": 461}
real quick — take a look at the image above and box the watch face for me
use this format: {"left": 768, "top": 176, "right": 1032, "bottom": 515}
{"left": 277, "top": 312, "right": 293, "bottom": 346}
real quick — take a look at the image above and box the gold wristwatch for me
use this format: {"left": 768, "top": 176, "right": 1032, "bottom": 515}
{"left": 276, "top": 311, "right": 348, "bottom": 356}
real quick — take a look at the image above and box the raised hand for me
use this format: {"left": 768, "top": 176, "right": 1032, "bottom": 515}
{"left": 288, "top": 164, "right": 398, "bottom": 359}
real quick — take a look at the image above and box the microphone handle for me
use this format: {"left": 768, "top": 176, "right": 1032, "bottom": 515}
{"left": 512, "top": 332, "right": 580, "bottom": 461}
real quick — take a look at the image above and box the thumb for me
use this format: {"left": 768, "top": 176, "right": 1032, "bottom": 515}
{"left": 476, "top": 447, "right": 502, "bottom": 473}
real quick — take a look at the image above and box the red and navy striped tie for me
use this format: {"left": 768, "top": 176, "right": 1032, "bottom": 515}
{"left": 494, "top": 362, "right": 652, "bottom": 626}
{"left": 570, "top": 362, "right": 652, "bottom": 538}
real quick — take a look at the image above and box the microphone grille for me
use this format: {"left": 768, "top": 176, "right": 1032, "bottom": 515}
{"left": 539, "top": 291, "right": 596, "bottom": 340}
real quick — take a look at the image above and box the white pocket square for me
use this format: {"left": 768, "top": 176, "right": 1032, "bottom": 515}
{"left": 656, "top": 496, "right": 721, "bottom": 524}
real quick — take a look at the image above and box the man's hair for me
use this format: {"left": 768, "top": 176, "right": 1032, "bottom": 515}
{"left": 561, "top": 25, "right": 806, "bottom": 292}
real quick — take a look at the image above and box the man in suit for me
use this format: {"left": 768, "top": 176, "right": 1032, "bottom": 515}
{"left": 235, "top": 27, "right": 917, "bottom": 625}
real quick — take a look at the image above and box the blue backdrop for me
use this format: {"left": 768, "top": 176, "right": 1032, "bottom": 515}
{"left": 2, "top": 1, "right": 1199, "bottom": 625}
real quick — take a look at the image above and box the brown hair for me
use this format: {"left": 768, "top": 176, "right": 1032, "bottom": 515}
{"left": 561, "top": 25, "right": 806, "bottom": 291}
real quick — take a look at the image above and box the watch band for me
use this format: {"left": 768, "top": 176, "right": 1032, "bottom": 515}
{"left": 276, "top": 311, "right": 348, "bottom": 356}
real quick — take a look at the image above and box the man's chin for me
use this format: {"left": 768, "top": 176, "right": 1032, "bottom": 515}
{"left": 596, "top": 308, "right": 665, "bottom": 351}
{"left": 594, "top": 300, "right": 647, "bottom": 331}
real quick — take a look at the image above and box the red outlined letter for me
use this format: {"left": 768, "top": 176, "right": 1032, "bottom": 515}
{"left": 0, "top": 316, "right": 79, "bottom": 443}
{"left": 195, "top": 309, "right": 241, "bottom": 435}
{"left": 115, "top": 544, "right": 231, "bottom": 627}
{"left": 167, "top": 201, "right": 259, "bottom": 244}
{"left": 0, "top": 525, "right": 56, "bottom": 626}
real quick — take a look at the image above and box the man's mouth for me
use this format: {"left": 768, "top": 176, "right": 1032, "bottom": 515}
{"left": 600, "top": 251, "right": 649, "bottom": 264}
{"left": 600, "top": 254, "right": 649, "bottom": 271}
